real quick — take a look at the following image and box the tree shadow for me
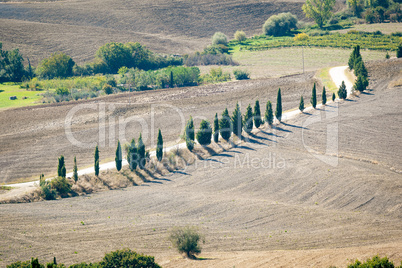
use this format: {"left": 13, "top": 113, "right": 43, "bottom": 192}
{"left": 237, "top": 145, "right": 256, "bottom": 151}
{"left": 259, "top": 129, "right": 283, "bottom": 138}
{"left": 97, "top": 176, "right": 113, "bottom": 190}
{"left": 249, "top": 132, "right": 270, "bottom": 141}
{"left": 361, "top": 91, "right": 374, "bottom": 95}
{"left": 281, "top": 122, "right": 309, "bottom": 130}
{"left": 121, "top": 170, "right": 138, "bottom": 186}
{"left": 203, "top": 158, "right": 223, "bottom": 163}
{"left": 274, "top": 126, "right": 292, "bottom": 133}
{"left": 172, "top": 170, "right": 190, "bottom": 176}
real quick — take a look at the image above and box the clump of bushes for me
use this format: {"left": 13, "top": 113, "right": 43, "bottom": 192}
{"left": 347, "top": 255, "right": 402, "bottom": 268}
{"left": 7, "top": 249, "right": 161, "bottom": 268}
{"left": 212, "top": 32, "right": 228, "bottom": 46}
{"left": 233, "top": 69, "right": 250, "bottom": 80}
{"left": 183, "top": 53, "right": 238, "bottom": 66}
{"left": 40, "top": 176, "right": 72, "bottom": 200}
{"left": 201, "top": 67, "right": 231, "bottom": 83}
{"left": 234, "top": 30, "right": 247, "bottom": 42}
{"left": 263, "top": 12, "right": 298, "bottom": 36}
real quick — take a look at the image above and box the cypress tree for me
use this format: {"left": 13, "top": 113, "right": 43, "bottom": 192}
{"left": 322, "top": 86, "right": 327, "bottom": 105}
{"left": 126, "top": 138, "right": 137, "bottom": 171}
{"left": 213, "top": 113, "right": 219, "bottom": 143}
{"left": 275, "top": 88, "right": 282, "bottom": 122}
{"left": 299, "top": 96, "right": 304, "bottom": 112}
{"left": 348, "top": 45, "right": 361, "bottom": 70}
{"left": 185, "top": 116, "right": 195, "bottom": 141}
{"left": 232, "top": 102, "right": 243, "bottom": 137}
{"left": 186, "top": 137, "right": 194, "bottom": 151}
{"left": 57, "top": 155, "right": 66, "bottom": 178}
{"left": 219, "top": 108, "right": 232, "bottom": 141}
{"left": 397, "top": 45, "right": 402, "bottom": 58}
{"left": 353, "top": 74, "right": 367, "bottom": 92}
{"left": 265, "top": 100, "right": 273, "bottom": 126}
{"left": 253, "top": 100, "right": 262, "bottom": 128}
{"left": 73, "top": 156, "right": 78, "bottom": 183}
{"left": 94, "top": 146, "right": 99, "bottom": 176}
{"left": 115, "top": 140, "right": 122, "bottom": 171}
{"left": 196, "top": 120, "right": 212, "bottom": 146}
{"left": 311, "top": 83, "right": 317, "bottom": 109}
{"left": 243, "top": 104, "right": 253, "bottom": 134}
{"left": 332, "top": 92, "right": 336, "bottom": 102}
{"left": 169, "top": 70, "right": 174, "bottom": 87}
{"left": 338, "top": 81, "right": 347, "bottom": 99}
{"left": 156, "top": 129, "right": 163, "bottom": 162}
{"left": 137, "top": 133, "right": 145, "bottom": 169}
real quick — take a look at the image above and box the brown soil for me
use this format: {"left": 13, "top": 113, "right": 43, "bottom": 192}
{"left": 0, "top": 59, "right": 401, "bottom": 267}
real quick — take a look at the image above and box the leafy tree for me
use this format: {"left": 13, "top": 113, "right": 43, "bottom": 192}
{"left": 233, "top": 69, "right": 250, "bottom": 80}
{"left": 213, "top": 113, "right": 219, "bottom": 143}
{"left": 126, "top": 138, "right": 137, "bottom": 171}
{"left": 137, "top": 134, "right": 146, "bottom": 169}
{"left": 253, "top": 100, "right": 262, "bottom": 128}
{"left": 57, "top": 155, "right": 66, "bottom": 179}
{"left": 322, "top": 86, "right": 327, "bottom": 105}
{"left": 398, "top": 45, "right": 402, "bottom": 58}
{"left": 302, "top": 0, "right": 336, "bottom": 28}
{"left": 196, "top": 120, "right": 212, "bottom": 146}
{"left": 311, "top": 83, "right": 317, "bottom": 109}
{"left": 212, "top": 32, "right": 228, "bottom": 46}
{"left": 36, "top": 52, "right": 75, "bottom": 79}
{"left": 156, "top": 129, "right": 163, "bottom": 162}
{"left": 219, "top": 108, "right": 232, "bottom": 141}
{"left": 96, "top": 42, "right": 131, "bottom": 73}
{"left": 338, "top": 80, "right": 347, "bottom": 99}
{"left": 100, "top": 249, "right": 161, "bottom": 268}
{"left": 73, "top": 156, "right": 78, "bottom": 183}
{"left": 275, "top": 88, "right": 282, "bottom": 121}
{"left": 347, "top": 255, "right": 397, "bottom": 268}
{"left": 299, "top": 96, "right": 305, "bottom": 112}
{"left": 185, "top": 116, "right": 195, "bottom": 141}
{"left": 243, "top": 104, "right": 254, "bottom": 134}
{"left": 234, "top": 30, "right": 247, "bottom": 42}
{"left": 263, "top": 13, "right": 298, "bottom": 36}
{"left": 332, "top": 92, "right": 336, "bottom": 101}
{"left": 348, "top": 0, "right": 364, "bottom": 17}
{"left": 115, "top": 140, "right": 122, "bottom": 171}
{"left": 169, "top": 226, "right": 204, "bottom": 259}
{"left": 0, "top": 44, "right": 25, "bottom": 82}
{"left": 232, "top": 102, "right": 243, "bottom": 137}
{"left": 265, "top": 100, "right": 274, "bottom": 126}
{"left": 94, "top": 146, "right": 100, "bottom": 176}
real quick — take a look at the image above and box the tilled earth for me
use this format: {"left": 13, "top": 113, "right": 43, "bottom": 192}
{"left": 0, "top": 59, "right": 401, "bottom": 267}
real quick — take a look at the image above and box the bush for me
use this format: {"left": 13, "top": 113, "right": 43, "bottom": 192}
{"left": 294, "top": 33, "right": 309, "bottom": 41}
{"left": 100, "top": 249, "right": 161, "bottom": 268}
{"left": 234, "top": 30, "right": 247, "bottom": 42}
{"left": 196, "top": 120, "right": 212, "bottom": 146}
{"left": 233, "top": 69, "right": 250, "bottom": 80}
{"left": 338, "top": 80, "right": 348, "bottom": 99}
{"left": 212, "top": 32, "right": 228, "bottom": 46}
{"left": 50, "top": 176, "right": 72, "bottom": 197}
{"left": 184, "top": 53, "right": 237, "bottom": 66}
{"left": 102, "top": 84, "right": 113, "bottom": 95}
{"left": 169, "top": 226, "right": 204, "bottom": 259}
{"left": 263, "top": 12, "right": 298, "bottom": 36}
{"left": 36, "top": 52, "right": 75, "bottom": 79}
{"left": 201, "top": 67, "right": 231, "bottom": 83}
{"left": 347, "top": 255, "right": 399, "bottom": 268}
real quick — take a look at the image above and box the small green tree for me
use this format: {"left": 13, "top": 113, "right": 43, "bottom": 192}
{"left": 185, "top": 116, "right": 195, "bottom": 141}
{"left": 332, "top": 92, "right": 336, "bottom": 101}
{"left": 126, "top": 138, "right": 137, "bottom": 171}
{"left": 232, "top": 102, "right": 243, "bottom": 137}
{"left": 347, "top": 255, "right": 397, "bottom": 268}
{"left": 169, "top": 226, "right": 204, "bottom": 259}
{"left": 263, "top": 13, "right": 298, "bottom": 36}
{"left": 100, "top": 249, "right": 161, "bottom": 268}
{"left": 322, "top": 86, "right": 327, "bottom": 105}
{"left": 94, "top": 146, "right": 99, "bottom": 176}
{"left": 253, "top": 100, "right": 262, "bottom": 128}
{"left": 353, "top": 74, "right": 368, "bottom": 92}
{"left": 156, "top": 129, "right": 163, "bottom": 162}
{"left": 243, "top": 104, "right": 254, "bottom": 134}
{"left": 275, "top": 88, "right": 282, "bottom": 121}
{"left": 213, "top": 113, "right": 219, "bottom": 143}
{"left": 137, "top": 134, "right": 146, "bottom": 169}
{"left": 299, "top": 96, "right": 304, "bottom": 112}
{"left": 73, "top": 156, "right": 78, "bottom": 183}
{"left": 311, "top": 83, "right": 317, "bottom": 109}
{"left": 212, "top": 32, "right": 228, "bottom": 46}
{"left": 115, "top": 140, "right": 122, "bottom": 171}
{"left": 186, "top": 137, "right": 194, "bottom": 152}
{"left": 196, "top": 120, "right": 212, "bottom": 146}
{"left": 338, "top": 80, "right": 347, "bottom": 99}
{"left": 57, "top": 155, "right": 66, "bottom": 179}
{"left": 219, "top": 108, "right": 232, "bottom": 141}
{"left": 302, "top": 0, "right": 336, "bottom": 28}
{"left": 265, "top": 100, "right": 274, "bottom": 126}
{"left": 348, "top": 45, "right": 361, "bottom": 70}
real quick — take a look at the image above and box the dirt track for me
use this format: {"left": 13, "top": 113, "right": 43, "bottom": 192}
{"left": 0, "top": 59, "right": 401, "bottom": 267}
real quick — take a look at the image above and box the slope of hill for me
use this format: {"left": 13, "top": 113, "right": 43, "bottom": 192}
{"left": 0, "top": 0, "right": 306, "bottom": 64}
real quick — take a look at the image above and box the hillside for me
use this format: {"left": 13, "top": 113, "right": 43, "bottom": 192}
{"left": 0, "top": 59, "right": 401, "bottom": 267}
{"left": 0, "top": 0, "right": 306, "bottom": 65}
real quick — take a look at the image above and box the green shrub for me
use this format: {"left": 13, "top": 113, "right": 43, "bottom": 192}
{"left": 233, "top": 69, "right": 250, "bottom": 80}
{"left": 100, "top": 249, "right": 161, "bottom": 268}
{"left": 347, "top": 255, "right": 398, "bottom": 268}
{"left": 201, "top": 67, "right": 231, "bottom": 83}
{"left": 219, "top": 108, "right": 232, "bottom": 141}
{"left": 169, "top": 226, "right": 204, "bottom": 259}
{"left": 36, "top": 52, "right": 75, "bottom": 79}
{"left": 263, "top": 12, "right": 298, "bottom": 36}
{"left": 50, "top": 177, "right": 72, "bottom": 197}
{"left": 397, "top": 45, "right": 402, "bottom": 58}
{"left": 338, "top": 80, "right": 347, "bottom": 99}
{"left": 102, "top": 84, "right": 113, "bottom": 95}
{"left": 234, "top": 30, "right": 247, "bottom": 42}
{"left": 212, "top": 32, "right": 228, "bottom": 46}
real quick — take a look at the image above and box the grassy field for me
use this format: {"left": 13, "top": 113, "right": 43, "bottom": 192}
{"left": 336, "top": 22, "right": 402, "bottom": 34}
{"left": 0, "top": 83, "right": 43, "bottom": 110}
